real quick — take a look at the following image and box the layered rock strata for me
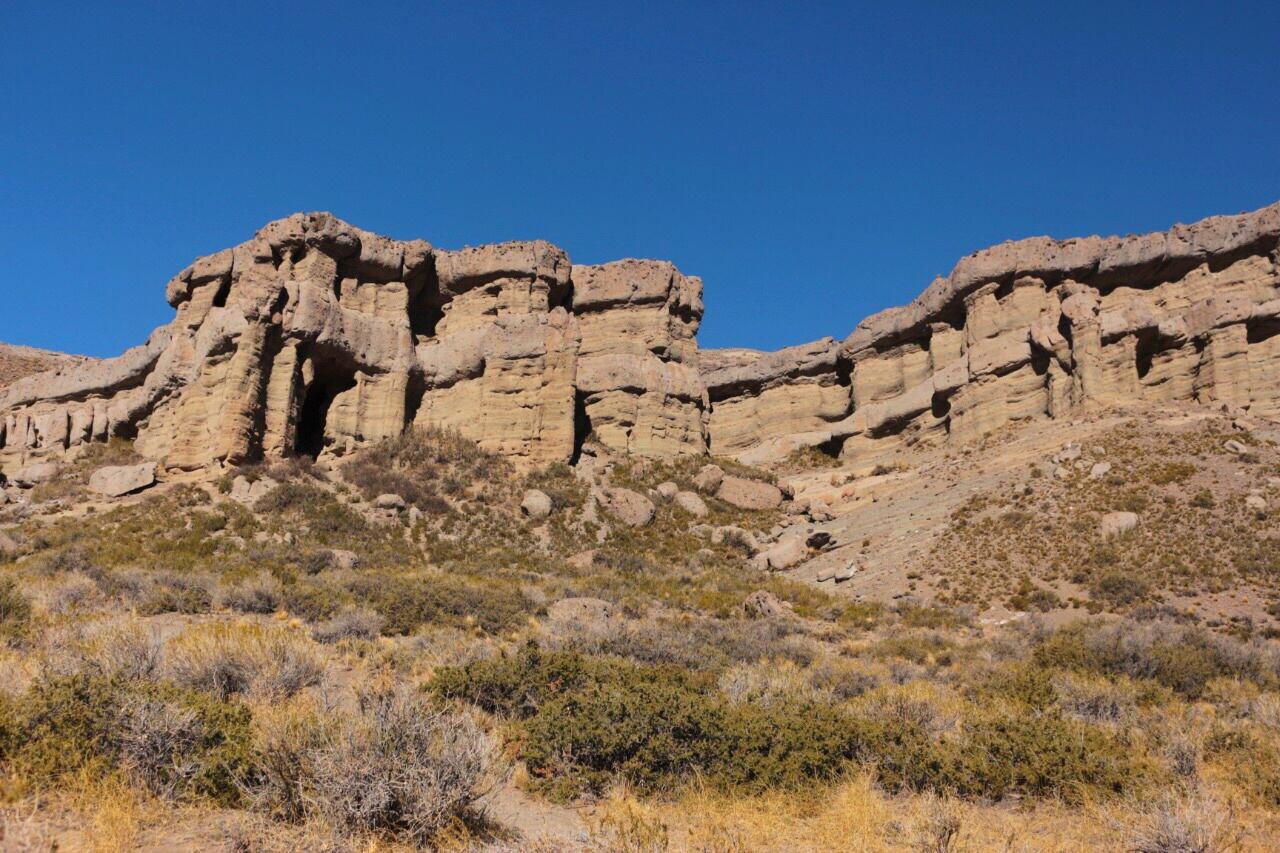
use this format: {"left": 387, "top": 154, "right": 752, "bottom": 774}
{"left": 3, "top": 203, "right": 1279, "bottom": 478}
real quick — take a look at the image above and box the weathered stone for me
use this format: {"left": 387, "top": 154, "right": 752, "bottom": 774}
{"left": 760, "top": 535, "right": 808, "bottom": 570}
{"left": 692, "top": 464, "right": 725, "bottom": 493}
{"left": 716, "top": 476, "right": 783, "bottom": 510}
{"left": 374, "top": 493, "right": 406, "bottom": 511}
{"left": 673, "top": 490, "right": 708, "bottom": 518}
{"left": 8, "top": 462, "right": 59, "bottom": 487}
{"left": 1100, "top": 511, "right": 1140, "bottom": 538}
{"left": 327, "top": 549, "right": 359, "bottom": 570}
{"left": 521, "top": 489, "right": 553, "bottom": 520}
{"left": 1089, "top": 462, "right": 1113, "bottom": 480}
{"left": 1246, "top": 494, "right": 1267, "bottom": 511}
{"left": 596, "top": 486, "right": 655, "bottom": 527}
{"left": 88, "top": 462, "right": 157, "bottom": 497}
{"left": 655, "top": 481, "right": 679, "bottom": 500}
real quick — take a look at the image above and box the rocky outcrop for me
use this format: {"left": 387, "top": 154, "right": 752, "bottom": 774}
{"left": 3, "top": 203, "right": 1279, "bottom": 479}
{"left": 704, "top": 202, "right": 1280, "bottom": 469}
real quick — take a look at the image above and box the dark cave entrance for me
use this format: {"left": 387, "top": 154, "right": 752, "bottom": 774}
{"left": 294, "top": 357, "right": 358, "bottom": 459}
{"left": 570, "top": 391, "right": 593, "bottom": 465}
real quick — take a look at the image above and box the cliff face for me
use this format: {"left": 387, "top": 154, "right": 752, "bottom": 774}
{"left": 704, "top": 202, "right": 1280, "bottom": 468}
{"left": 2, "top": 203, "right": 1279, "bottom": 477}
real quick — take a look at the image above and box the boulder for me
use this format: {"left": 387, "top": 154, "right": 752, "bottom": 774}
{"left": 1224, "top": 440, "right": 1250, "bottom": 455}
{"left": 88, "top": 462, "right": 157, "bottom": 497}
{"left": 521, "top": 489, "right": 553, "bottom": 520}
{"left": 759, "top": 535, "right": 808, "bottom": 571}
{"left": 806, "top": 530, "right": 835, "bottom": 550}
{"left": 1246, "top": 494, "right": 1267, "bottom": 511}
{"left": 807, "top": 500, "right": 834, "bottom": 522}
{"left": 230, "top": 475, "right": 278, "bottom": 506}
{"left": 711, "top": 525, "right": 760, "bottom": 554}
{"left": 1089, "top": 462, "right": 1113, "bottom": 480}
{"left": 1100, "top": 511, "right": 1140, "bottom": 538}
{"left": 547, "top": 597, "right": 614, "bottom": 626}
{"left": 374, "top": 493, "right": 406, "bottom": 511}
{"left": 692, "top": 464, "right": 725, "bottom": 493}
{"left": 655, "top": 482, "right": 679, "bottom": 500}
{"left": 742, "top": 590, "right": 788, "bottom": 619}
{"left": 673, "top": 490, "right": 708, "bottom": 518}
{"left": 596, "top": 486, "right": 655, "bottom": 527}
{"left": 833, "top": 561, "right": 859, "bottom": 581}
{"left": 716, "top": 476, "right": 784, "bottom": 510}
{"left": 8, "top": 462, "right": 59, "bottom": 487}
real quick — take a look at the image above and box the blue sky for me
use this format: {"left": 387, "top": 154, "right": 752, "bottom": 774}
{"left": 2, "top": 1, "right": 1277, "bottom": 357}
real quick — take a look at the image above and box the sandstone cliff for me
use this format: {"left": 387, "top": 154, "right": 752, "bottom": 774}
{"left": 2, "top": 203, "right": 1278, "bottom": 478}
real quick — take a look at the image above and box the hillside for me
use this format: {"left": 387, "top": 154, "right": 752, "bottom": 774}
{"left": 0, "top": 203, "right": 1278, "bottom": 850}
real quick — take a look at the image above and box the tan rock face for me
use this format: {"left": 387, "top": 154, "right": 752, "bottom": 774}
{"left": 4, "top": 202, "right": 1280, "bottom": 479}
{"left": 703, "top": 202, "right": 1280, "bottom": 467}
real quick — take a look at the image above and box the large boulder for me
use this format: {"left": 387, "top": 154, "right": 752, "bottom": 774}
{"left": 1100, "top": 511, "right": 1139, "bottom": 538}
{"left": 757, "top": 534, "right": 808, "bottom": 571}
{"left": 596, "top": 486, "right": 656, "bottom": 527}
{"left": 716, "top": 476, "right": 784, "bottom": 511}
{"left": 692, "top": 464, "right": 725, "bottom": 493}
{"left": 521, "top": 489, "right": 554, "bottom": 520}
{"left": 8, "top": 462, "right": 59, "bottom": 487}
{"left": 673, "top": 490, "right": 708, "bottom": 518}
{"left": 88, "top": 462, "right": 157, "bottom": 498}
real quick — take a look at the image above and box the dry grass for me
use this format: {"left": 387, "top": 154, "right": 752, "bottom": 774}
{"left": 165, "top": 621, "right": 325, "bottom": 700}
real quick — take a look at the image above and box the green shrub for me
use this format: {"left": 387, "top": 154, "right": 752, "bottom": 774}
{"left": 2, "top": 674, "right": 254, "bottom": 803}
{"left": 349, "top": 573, "right": 529, "bottom": 635}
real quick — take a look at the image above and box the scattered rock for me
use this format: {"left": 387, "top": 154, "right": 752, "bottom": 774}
{"left": 716, "top": 476, "right": 784, "bottom": 510}
{"left": 1089, "top": 462, "right": 1113, "bottom": 480}
{"left": 806, "top": 530, "right": 836, "bottom": 551}
{"left": 88, "top": 462, "right": 157, "bottom": 498}
{"left": 374, "top": 493, "right": 406, "bottom": 511}
{"left": 1100, "top": 511, "right": 1140, "bottom": 538}
{"left": 742, "top": 590, "right": 788, "bottom": 619}
{"left": 1246, "top": 494, "right": 1268, "bottom": 511}
{"left": 692, "top": 464, "right": 725, "bottom": 493}
{"left": 655, "top": 482, "right": 679, "bottom": 500}
{"left": 673, "top": 490, "right": 708, "bottom": 518}
{"left": 1224, "top": 440, "right": 1250, "bottom": 455}
{"left": 711, "top": 526, "right": 759, "bottom": 554}
{"left": 758, "top": 535, "right": 808, "bottom": 571}
{"left": 1053, "top": 466, "right": 1071, "bottom": 480}
{"left": 816, "top": 566, "right": 835, "bottom": 582}
{"left": 8, "top": 462, "right": 59, "bottom": 487}
{"left": 596, "top": 486, "right": 655, "bottom": 527}
{"left": 230, "top": 475, "right": 277, "bottom": 506}
{"left": 521, "top": 489, "right": 553, "bottom": 520}
{"left": 833, "top": 561, "right": 858, "bottom": 582}
{"left": 806, "top": 500, "right": 834, "bottom": 522}
{"left": 547, "top": 597, "right": 614, "bottom": 626}
{"left": 1052, "top": 444, "right": 1082, "bottom": 464}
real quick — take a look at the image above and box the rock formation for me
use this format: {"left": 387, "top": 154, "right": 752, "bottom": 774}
{"left": 3, "top": 203, "right": 1279, "bottom": 480}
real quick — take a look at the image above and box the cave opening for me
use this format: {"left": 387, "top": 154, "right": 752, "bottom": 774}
{"left": 931, "top": 390, "right": 952, "bottom": 420}
{"left": 294, "top": 357, "right": 358, "bottom": 459}
{"left": 1247, "top": 318, "right": 1280, "bottom": 345}
{"left": 570, "top": 391, "right": 593, "bottom": 465}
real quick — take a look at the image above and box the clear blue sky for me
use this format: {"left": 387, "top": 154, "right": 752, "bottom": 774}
{"left": 3, "top": 1, "right": 1277, "bottom": 357}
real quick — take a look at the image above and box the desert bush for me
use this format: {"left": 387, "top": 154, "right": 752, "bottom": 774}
{"left": 307, "top": 685, "right": 497, "bottom": 842}
{"left": 0, "top": 674, "right": 254, "bottom": 803}
{"left": 348, "top": 573, "right": 529, "bottom": 635}
{"left": 42, "top": 572, "right": 102, "bottom": 614}
{"left": 0, "top": 576, "right": 32, "bottom": 640}
{"left": 1125, "top": 789, "right": 1239, "bottom": 853}
{"left": 1035, "top": 620, "right": 1280, "bottom": 698}
{"left": 85, "top": 619, "right": 164, "bottom": 681}
{"left": 718, "top": 659, "right": 829, "bottom": 708}
{"left": 221, "top": 571, "right": 284, "bottom": 614}
{"left": 311, "top": 607, "right": 384, "bottom": 644}
{"left": 342, "top": 426, "right": 509, "bottom": 511}
{"left": 1052, "top": 671, "right": 1139, "bottom": 724}
{"left": 114, "top": 694, "right": 204, "bottom": 798}
{"left": 136, "top": 570, "right": 215, "bottom": 616}
{"left": 165, "top": 622, "right": 324, "bottom": 701}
